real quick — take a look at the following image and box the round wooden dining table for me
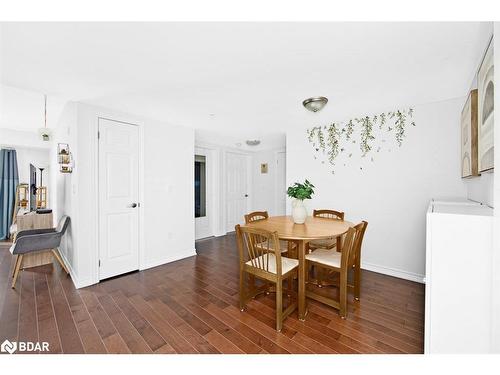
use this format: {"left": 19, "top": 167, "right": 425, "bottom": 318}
{"left": 243, "top": 215, "right": 353, "bottom": 320}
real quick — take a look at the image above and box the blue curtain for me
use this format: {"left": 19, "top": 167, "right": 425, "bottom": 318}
{"left": 0, "top": 149, "right": 19, "bottom": 240}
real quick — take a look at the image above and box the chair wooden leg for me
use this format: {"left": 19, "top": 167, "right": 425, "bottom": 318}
{"left": 12, "top": 255, "right": 20, "bottom": 278}
{"left": 339, "top": 268, "right": 348, "bottom": 319}
{"left": 52, "top": 249, "right": 69, "bottom": 274}
{"left": 317, "top": 267, "right": 325, "bottom": 287}
{"left": 239, "top": 268, "right": 246, "bottom": 311}
{"left": 249, "top": 274, "right": 256, "bottom": 295}
{"left": 276, "top": 279, "right": 283, "bottom": 332}
{"left": 287, "top": 274, "right": 293, "bottom": 296}
{"left": 354, "top": 264, "right": 361, "bottom": 301}
{"left": 11, "top": 255, "right": 23, "bottom": 289}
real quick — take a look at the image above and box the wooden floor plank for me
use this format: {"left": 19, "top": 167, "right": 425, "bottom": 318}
{"left": 0, "top": 234, "right": 425, "bottom": 354}
{"left": 34, "top": 272, "right": 62, "bottom": 354}
{"left": 109, "top": 290, "right": 167, "bottom": 352}
{"left": 96, "top": 293, "right": 152, "bottom": 353}
{"left": 0, "top": 246, "right": 13, "bottom": 318}
{"left": 18, "top": 270, "right": 39, "bottom": 352}
{"left": 223, "top": 304, "right": 313, "bottom": 354}
{"left": 143, "top": 297, "right": 219, "bottom": 354}
{"left": 129, "top": 295, "right": 200, "bottom": 354}
{"left": 204, "top": 330, "right": 244, "bottom": 354}
{"left": 45, "top": 272, "right": 85, "bottom": 353}
{"left": 59, "top": 276, "right": 107, "bottom": 354}
{"left": 168, "top": 292, "right": 263, "bottom": 354}
{"left": 0, "top": 248, "right": 20, "bottom": 344}
{"left": 79, "top": 289, "right": 130, "bottom": 354}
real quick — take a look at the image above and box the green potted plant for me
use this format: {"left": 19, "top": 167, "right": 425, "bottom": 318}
{"left": 287, "top": 179, "right": 315, "bottom": 224}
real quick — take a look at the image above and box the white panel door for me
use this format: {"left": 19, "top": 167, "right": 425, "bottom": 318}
{"left": 276, "top": 151, "right": 286, "bottom": 215}
{"left": 98, "top": 118, "right": 139, "bottom": 280}
{"left": 226, "top": 152, "right": 249, "bottom": 232}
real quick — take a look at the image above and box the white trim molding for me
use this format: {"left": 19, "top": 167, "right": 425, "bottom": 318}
{"left": 361, "top": 261, "right": 425, "bottom": 284}
{"left": 59, "top": 249, "right": 95, "bottom": 289}
{"left": 141, "top": 250, "right": 197, "bottom": 271}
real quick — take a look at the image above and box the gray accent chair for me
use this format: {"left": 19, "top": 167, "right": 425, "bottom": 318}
{"left": 10, "top": 215, "right": 71, "bottom": 288}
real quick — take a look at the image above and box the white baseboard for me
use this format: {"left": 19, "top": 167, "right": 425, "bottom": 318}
{"left": 141, "top": 249, "right": 197, "bottom": 271}
{"left": 73, "top": 276, "right": 97, "bottom": 289}
{"left": 361, "top": 261, "right": 425, "bottom": 284}
{"left": 61, "top": 248, "right": 198, "bottom": 289}
{"left": 58, "top": 250, "right": 96, "bottom": 289}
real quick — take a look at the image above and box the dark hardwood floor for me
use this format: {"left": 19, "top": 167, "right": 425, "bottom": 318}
{"left": 0, "top": 235, "right": 425, "bottom": 354}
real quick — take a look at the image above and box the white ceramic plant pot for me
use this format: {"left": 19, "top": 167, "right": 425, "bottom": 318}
{"left": 292, "top": 199, "right": 307, "bottom": 224}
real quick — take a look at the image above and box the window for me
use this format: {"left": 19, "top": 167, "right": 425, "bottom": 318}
{"left": 194, "top": 155, "right": 206, "bottom": 218}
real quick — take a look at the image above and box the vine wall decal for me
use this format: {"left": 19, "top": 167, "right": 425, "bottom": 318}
{"left": 306, "top": 108, "right": 415, "bottom": 173}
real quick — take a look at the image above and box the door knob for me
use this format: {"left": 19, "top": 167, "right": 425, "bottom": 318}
{"left": 244, "top": 194, "right": 248, "bottom": 197}
{"left": 128, "top": 203, "right": 138, "bottom": 208}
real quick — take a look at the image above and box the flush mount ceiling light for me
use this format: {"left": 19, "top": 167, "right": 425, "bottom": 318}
{"left": 302, "top": 96, "right": 328, "bottom": 112}
{"left": 246, "top": 140, "right": 261, "bottom": 146}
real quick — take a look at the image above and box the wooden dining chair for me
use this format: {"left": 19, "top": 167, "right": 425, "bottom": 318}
{"left": 305, "top": 221, "right": 367, "bottom": 318}
{"left": 244, "top": 211, "right": 297, "bottom": 255}
{"left": 307, "top": 209, "right": 345, "bottom": 287}
{"left": 235, "top": 224, "right": 298, "bottom": 331}
{"left": 308, "top": 209, "right": 345, "bottom": 251}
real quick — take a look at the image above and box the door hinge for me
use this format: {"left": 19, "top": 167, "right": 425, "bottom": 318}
{"left": 97, "top": 131, "right": 100, "bottom": 139}
{"left": 98, "top": 260, "right": 101, "bottom": 267}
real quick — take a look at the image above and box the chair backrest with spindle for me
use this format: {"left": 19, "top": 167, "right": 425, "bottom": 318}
{"left": 244, "top": 211, "right": 270, "bottom": 244}
{"left": 235, "top": 224, "right": 282, "bottom": 278}
{"left": 313, "top": 209, "right": 345, "bottom": 220}
{"left": 348, "top": 221, "right": 368, "bottom": 268}
{"left": 244, "top": 211, "right": 269, "bottom": 224}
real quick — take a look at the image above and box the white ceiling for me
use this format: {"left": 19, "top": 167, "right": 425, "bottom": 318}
{"left": 0, "top": 22, "right": 492, "bottom": 144}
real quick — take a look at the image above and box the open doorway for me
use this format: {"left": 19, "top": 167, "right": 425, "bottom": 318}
{"left": 195, "top": 147, "right": 213, "bottom": 239}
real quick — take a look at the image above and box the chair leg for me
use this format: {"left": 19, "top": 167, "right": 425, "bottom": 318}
{"left": 239, "top": 268, "right": 246, "bottom": 311}
{"left": 354, "top": 265, "right": 361, "bottom": 301}
{"left": 287, "top": 274, "right": 293, "bottom": 296}
{"left": 12, "top": 255, "right": 20, "bottom": 278}
{"left": 339, "top": 268, "right": 348, "bottom": 319}
{"left": 249, "top": 274, "right": 256, "bottom": 295}
{"left": 52, "top": 249, "right": 69, "bottom": 274}
{"left": 317, "top": 268, "right": 325, "bottom": 288}
{"left": 275, "top": 279, "right": 283, "bottom": 332}
{"left": 11, "top": 255, "right": 23, "bottom": 289}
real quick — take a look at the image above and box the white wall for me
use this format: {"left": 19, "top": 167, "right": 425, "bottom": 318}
{"left": 1, "top": 135, "right": 51, "bottom": 209}
{"left": 465, "top": 172, "right": 494, "bottom": 206}
{"left": 14, "top": 147, "right": 49, "bottom": 183}
{"left": 0, "top": 128, "right": 52, "bottom": 150}
{"left": 252, "top": 149, "right": 286, "bottom": 216}
{"left": 142, "top": 116, "right": 195, "bottom": 268}
{"left": 62, "top": 103, "right": 195, "bottom": 288}
{"left": 50, "top": 102, "right": 78, "bottom": 278}
{"left": 195, "top": 134, "right": 287, "bottom": 238}
{"left": 491, "top": 22, "right": 500, "bottom": 353}
{"left": 287, "top": 97, "right": 468, "bottom": 281}
{"left": 0, "top": 84, "right": 66, "bottom": 132}
{"left": 0, "top": 146, "right": 50, "bottom": 188}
